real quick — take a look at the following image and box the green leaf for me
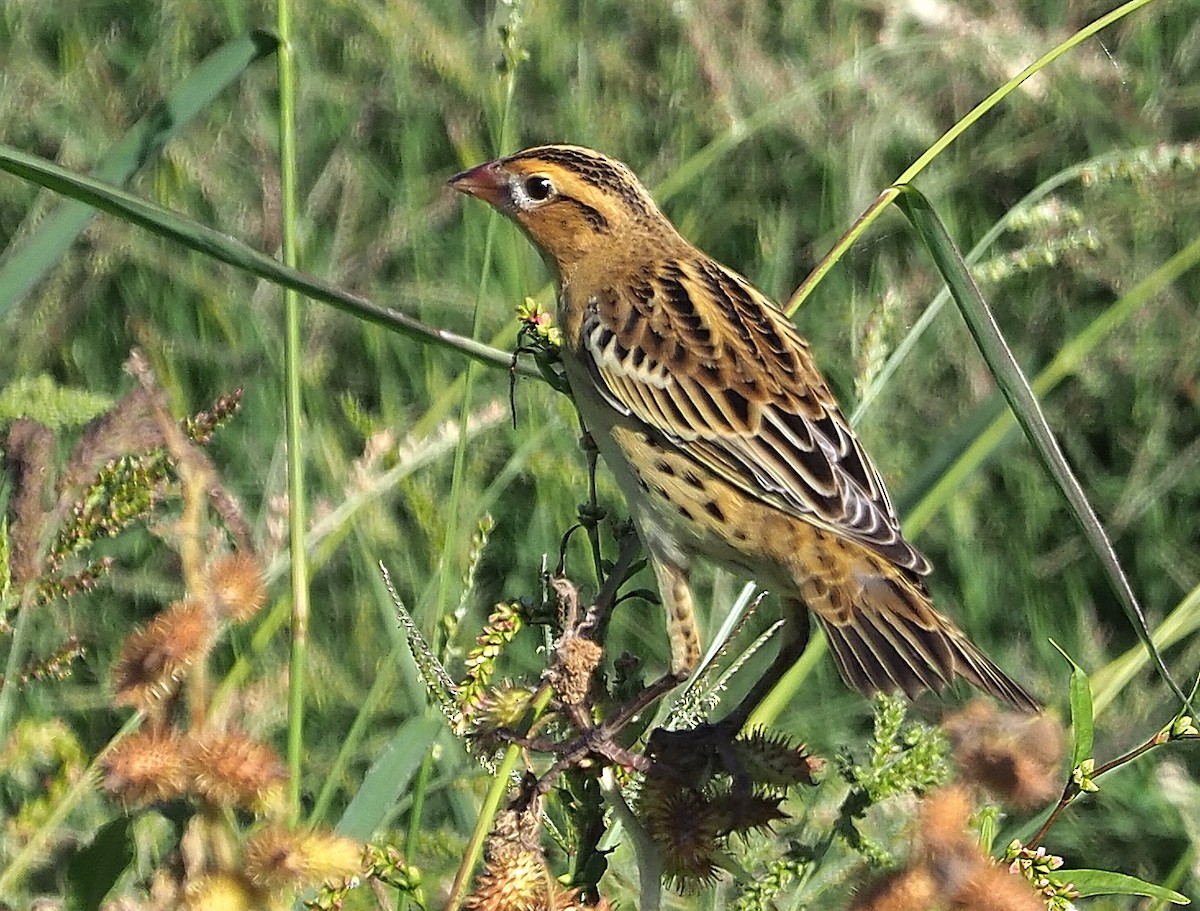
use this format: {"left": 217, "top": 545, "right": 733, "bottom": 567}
{"left": 894, "top": 186, "right": 1192, "bottom": 714}
{"left": 1049, "top": 639, "right": 1094, "bottom": 768}
{"left": 64, "top": 817, "right": 134, "bottom": 911}
{"left": 335, "top": 715, "right": 442, "bottom": 841}
{"left": 0, "top": 31, "right": 279, "bottom": 322}
{"left": 1061, "top": 869, "right": 1190, "bottom": 904}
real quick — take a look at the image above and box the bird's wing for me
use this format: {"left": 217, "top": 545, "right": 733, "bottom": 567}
{"left": 574, "top": 255, "right": 931, "bottom": 576}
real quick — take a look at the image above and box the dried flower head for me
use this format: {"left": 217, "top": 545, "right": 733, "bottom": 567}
{"left": 112, "top": 600, "right": 215, "bottom": 710}
{"left": 548, "top": 634, "right": 603, "bottom": 706}
{"left": 469, "top": 684, "right": 537, "bottom": 752}
{"left": 943, "top": 700, "right": 1063, "bottom": 809}
{"left": 852, "top": 786, "right": 1042, "bottom": 911}
{"left": 465, "top": 846, "right": 558, "bottom": 911}
{"left": 849, "top": 866, "right": 939, "bottom": 911}
{"left": 464, "top": 805, "right": 587, "bottom": 911}
{"left": 243, "top": 825, "right": 364, "bottom": 893}
{"left": 103, "top": 729, "right": 191, "bottom": 806}
{"left": 187, "top": 729, "right": 287, "bottom": 813}
{"left": 184, "top": 873, "right": 261, "bottom": 911}
{"left": 205, "top": 551, "right": 268, "bottom": 622}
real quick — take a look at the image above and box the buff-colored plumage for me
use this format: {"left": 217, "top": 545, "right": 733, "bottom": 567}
{"left": 450, "top": 145, "right": 1037, "bottom": 713}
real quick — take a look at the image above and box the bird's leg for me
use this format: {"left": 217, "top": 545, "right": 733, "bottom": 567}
{"left": 650, "top": 553, "right": 702, "bottom": 681}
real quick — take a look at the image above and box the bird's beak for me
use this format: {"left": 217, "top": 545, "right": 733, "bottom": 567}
{"left": 448, "top": 161, "right": 510, "bottom": 208}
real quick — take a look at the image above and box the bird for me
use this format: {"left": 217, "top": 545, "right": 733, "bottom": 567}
{"left": 449, "top": 144, "right": 1038, "bottom": 723}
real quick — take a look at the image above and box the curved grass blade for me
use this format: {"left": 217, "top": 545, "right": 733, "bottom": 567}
{"left": 900, "top": 231, "right": 1200, "bottom": 533}
{"left": 0, "top": 144, "right": 535, "bottom": 378}
{"left": 0, "top": 30, "right": 280, "bottom": 322}
{"left": 784, "top": 0, "right": 1158, "bottom": 316}
{"left": 895, "top": 185, "right": 1190, "bottom": 711}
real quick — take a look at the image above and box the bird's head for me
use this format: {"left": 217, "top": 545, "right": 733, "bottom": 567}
{"left": 449, "top": 145, "right": 673, "bottom": 278}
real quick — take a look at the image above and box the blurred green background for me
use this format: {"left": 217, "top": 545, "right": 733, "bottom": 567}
{"left": 1, "top": 0, "right": 1198, "bottom": 906}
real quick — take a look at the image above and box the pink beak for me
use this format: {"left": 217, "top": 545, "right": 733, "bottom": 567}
{"left": 448, "top": 161, "right": 510, "bottom": 208}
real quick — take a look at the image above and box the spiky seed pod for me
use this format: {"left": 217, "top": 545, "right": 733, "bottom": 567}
{"left": 548, "top": 634, "right": 603, "bottom": 705}
{"left": 469, "top": 684, "right": 537, "bottom": 751}
{"left": 731, "top": 728, "right": 824, "bottom": 790}
{"left": 205, "top": 551, "right": 267, "bottom": 622}
{"left": 102, "top": 729, "right": 191, "bottom": 805}
{"left": 184, "top": 873, "right": 262, "bottom": 911}
{"left": 465, "top": 847, "right": 560, "bottom": 911}
{"left": 187, "top": 730, "right": 287, "bottom": 813}
{"left": 243, "top": 825, "right": 364, "bottom": 893}
{"left": 636, "top": 784, "right": 727, "bottom": 891}
{"left": 112, "top": 599, "right": 215, "bottom": 710}
{"left": 707, "top": 789, "right": 788, "bottom": 838}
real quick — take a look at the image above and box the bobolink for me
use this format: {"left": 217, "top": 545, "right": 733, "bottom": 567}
{"left": 451, "top": 145, "right": 1037, "bottom": 717}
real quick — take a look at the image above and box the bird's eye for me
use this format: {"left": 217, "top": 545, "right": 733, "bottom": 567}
{"left": 524, "top": 175, "right": 555, "bottom": 201}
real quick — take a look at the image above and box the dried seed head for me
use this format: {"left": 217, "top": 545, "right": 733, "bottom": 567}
{"left": 548, "top": 634, "right": 603, "bottom": 705}
{"left": 943, "top": 700, "right": 1063, "bottom": 809}
{"left": 5, "top": 418, "right": 55, "bottom": 587}
{"left": 243, "top": 825, "right": 364, "bottom": 893}
{"left": 187, "top": 729, "right": 287, "bottom": 813}
{"left": 112, "top": 600, "right": 214, "bottom": 710}
{"left": 854, "top": 786, "right": 1043, "bottom": 910}
{"left": 205, "top": 551, "right": 268, "bottom": 623}
{"left": 103, "top": 729, "right": 190, "bottom": 805}
{"left": 950, "top": 861, "right": 1045, "bottom": 911}
{"left": 916, "top": 785, "right": 976, "bottom": 858}
{"left": 464, "top": 847, "right": 557, "bottom": 911}
{"left": 184, "top": 873, "right": 261, "bottom": 911}
{"left": 849, "top": 866, "right": 940, "bottom": 911}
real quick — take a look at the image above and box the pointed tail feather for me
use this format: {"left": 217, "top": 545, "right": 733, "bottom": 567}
{"left": 809, "top": 574, "right": 1040, "bottom": 712}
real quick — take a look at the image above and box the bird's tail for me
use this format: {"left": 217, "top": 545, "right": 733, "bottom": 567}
{"left": 804, "top": 571, "right": 1039, "bottom": 712}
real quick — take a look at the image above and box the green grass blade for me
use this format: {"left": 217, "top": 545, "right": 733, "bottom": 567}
{"left": 784, "top": 0, "right": 1157, "bottom": 316}
{"left": 895, "top": 185, "right": 1190, "bottom": 710}
{"left": 274, "top": 0, "right": 309, "bottom": 828}
{"left": 852, "top": 145, "right": 1176, "bottom": 426}
{"left": 0, "top": 144, "right": 532, "bottom": 376}
{"left": 0, "top": 30, "right": 280, "bottom": 322}
{"left": 1091, "top": 582, "right": 1200, "bottom": 716}
{"left": 335, "top": 715, "right": 443, "bottom": 841}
